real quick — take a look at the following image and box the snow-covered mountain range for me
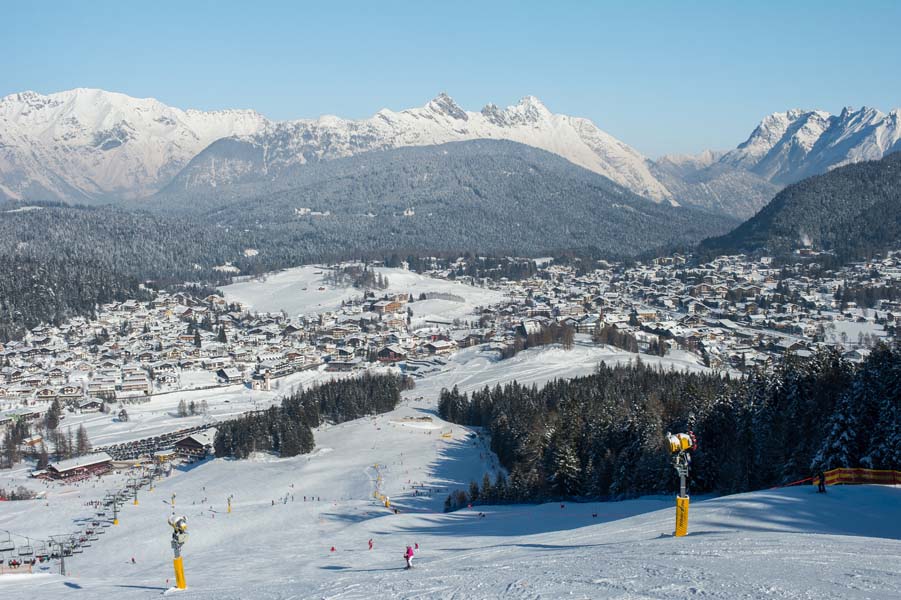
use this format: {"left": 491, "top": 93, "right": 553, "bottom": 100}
{"left": 2, "top": 88, "right": 900, "bottom": 218}
{"left": 0, "top": 88, "right": 267, "bottom": 202}
{"left": 172, "top": 92, "right": 672, "bottom": 203}
{"left": 719, "top": 106, "right": 901, "bottom": 184}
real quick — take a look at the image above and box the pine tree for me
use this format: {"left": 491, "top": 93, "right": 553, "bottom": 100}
{"left": 549, "top": 441, "right": 582, "bottom": 498}
{"left": 468, "top": 480, "right": 480, "bottom": 503}
{"left": 37, "top": 442, "right": 50, "bottom": 469}
{"left": 75, "top": 424, "right": 92, "bottom": 456}
{"left": 45, "top": 398, "right": 61, "bottom": 431}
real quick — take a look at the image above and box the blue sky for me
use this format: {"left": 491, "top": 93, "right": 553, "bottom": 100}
{"left": 2, "top": 0, "right": 899, "bottom": 157}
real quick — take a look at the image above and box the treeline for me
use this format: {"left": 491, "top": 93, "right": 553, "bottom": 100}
{"left": 499, "top": 322, "right": 575, "bottom": 359}
{"left": 0, "top": 205, "right": 239, "bottom": 341}
{"left": 0, "top": 486, "right": 37, "bottom": 501}
{"left": 324, "top": 265, "right": 390, "bottom": 290}
{"left": 439, "top": 345, "right": 901, "bottom": 510}
{"left": 834, "top": 281, "right": 901, "bottom": 311}
{"left": 592, "top": 324, "right": 669, "bottom": 357}
{"left": 214, "top": 373, "right": 410, "bottom": 459}
{"left": 592, "top": 324, "right": 639, "bottom": 353}
{"left": 1, "top": 398, "right": 93, "bottom": 469}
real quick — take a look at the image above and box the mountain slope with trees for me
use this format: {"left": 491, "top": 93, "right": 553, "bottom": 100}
{"left": 701, "top": 151, "right": 901, "bottom": 261}
{"left": 439, "top": 345, "right": 901, "bottom": 509}
{"left": 146, "top": 140, "right": 739, "bottom": 257}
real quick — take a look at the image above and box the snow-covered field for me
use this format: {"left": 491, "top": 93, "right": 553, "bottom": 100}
{"left": 1, "top": 388, "right": 899, "bottom": 599}
{"left": 410, "top": 341, "right": 707, "bottom": 401}
{"left": 222, "top": 266, "right": 506, "bottom": 326}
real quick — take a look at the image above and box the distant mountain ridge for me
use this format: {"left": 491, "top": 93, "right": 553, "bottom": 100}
{"left": 718, "top": 106, "right": 901, "bottom": 185}
{"left": 2, "top": 88, "right": 901, "bottom": 220}
{"left": 0, "top": 88, "right": 267, "bottom": 202}
{"left": 0, "top": 89, "right": 670, "bottom": 205}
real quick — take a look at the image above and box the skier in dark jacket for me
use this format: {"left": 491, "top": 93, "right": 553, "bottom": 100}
{"left": 816, "top": 470, "right": 827, "bottom": 493}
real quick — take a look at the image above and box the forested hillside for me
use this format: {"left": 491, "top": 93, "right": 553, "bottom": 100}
{"left": 439, "top": 345, "right": 901, "bottom": 509}
{"left": 702, "top": 151, "right": 901, "bottom": 261}
{"left": 147, "top": 140, "right": 737, "bottom": 257}
{"left": 0, "top": 205, "right": 246, "bottom": 340}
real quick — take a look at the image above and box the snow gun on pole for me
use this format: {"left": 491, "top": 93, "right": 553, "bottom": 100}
{"left": 666, "top": 431, "right": 697, "bottom": 537}
{"left": 168, "top": 515, "right": 188, "bottom": 590}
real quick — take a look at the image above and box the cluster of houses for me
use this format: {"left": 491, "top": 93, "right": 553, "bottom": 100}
{"left": 0, "top": 285, "right": 485, "bottom": 418}
{"left": 2, "top": 251, "right": 899, "bottom": 426}
{"left": 461, "top": 251, "right": 897, "bottom": 371}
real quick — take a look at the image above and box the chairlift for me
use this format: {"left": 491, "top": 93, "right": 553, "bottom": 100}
{"left": 18, "top": 545, "right": 34, "bottom": 557}
{"left": 72, "top": 546, "right": 84, "bottom": 554}
{"left": 88, "top": 534, "right": 99, "bottom": 541}
{"left": 34, "top": 542, "right": 49, "bottom": 562}
{"left": 0, "top": 532, "right": 15, "bottom": 553}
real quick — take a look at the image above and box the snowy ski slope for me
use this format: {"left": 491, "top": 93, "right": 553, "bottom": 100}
{"left": 1, "top": 391, "right": 899, "bottom": 599}
{"left": 1, "top": 315, "right": 898, "bottom": 598}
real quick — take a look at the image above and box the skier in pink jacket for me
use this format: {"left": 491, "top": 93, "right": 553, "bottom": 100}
{"left": 404, "top": 545, "right": 415, "bottom": 569}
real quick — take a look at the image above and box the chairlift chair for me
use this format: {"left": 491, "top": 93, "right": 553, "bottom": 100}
{"left": 18, "top": 544, "right": 34, "bottom": 557}
{"left": 34, "top": 542, "right": 49, "bottom": 562}
{"left": 0, "top": 532, "right": 15, "bottom": 553}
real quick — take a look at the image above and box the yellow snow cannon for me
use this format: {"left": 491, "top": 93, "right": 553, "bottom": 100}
{"left": 168, "top": 515, "right": 189, "bottom": 589}
{"left": 666, "top": 432, "right": 695, "bottom": 455}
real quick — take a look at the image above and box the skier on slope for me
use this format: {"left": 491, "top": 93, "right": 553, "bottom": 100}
{"left": 368, "top": 539, "right": 374, "bottom": 550}
{"left": 816, "top": 470, "right": 827, "bottom": 493}
{"left": 404, "top": 545, "right": 415, "bottom": 569}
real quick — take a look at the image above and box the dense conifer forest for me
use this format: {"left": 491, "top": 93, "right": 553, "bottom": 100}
{"left": 439, "top": 345, "right": 901, "bottom": 510}
{"left": 702, "top": 151, "right": 901, "bottom": 262}
{"left": 213, "top": 374, "right": 409, "bottom": 459}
